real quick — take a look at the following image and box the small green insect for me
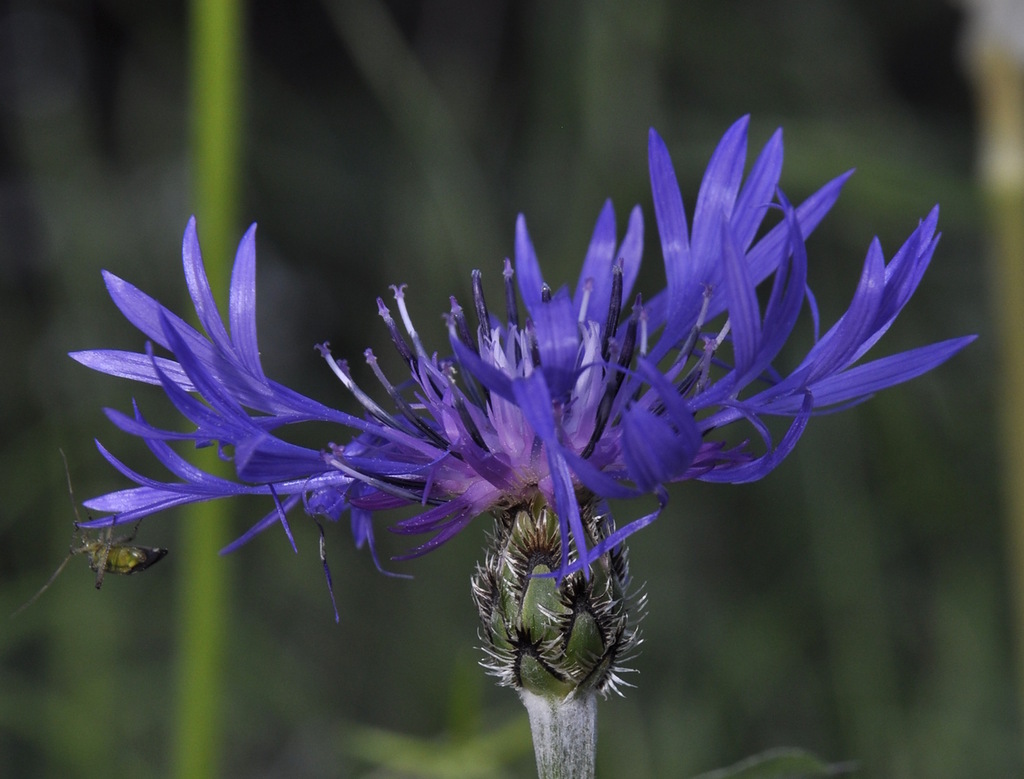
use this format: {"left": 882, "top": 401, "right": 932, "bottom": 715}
{"left": 11, "top": 452, "right": 168, "bottom": 617}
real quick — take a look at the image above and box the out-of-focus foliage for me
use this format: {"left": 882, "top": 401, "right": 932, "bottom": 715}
{"left": 0, "top": 1, "right": 1006, "bottom": 777}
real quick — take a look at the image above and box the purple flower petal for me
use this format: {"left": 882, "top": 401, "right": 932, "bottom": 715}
{"left": 71, "top": 119, "right": 973, "bottom": 597}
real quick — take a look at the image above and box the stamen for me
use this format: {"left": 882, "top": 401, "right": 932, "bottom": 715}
{"left": 526, "top": 319, "right": 541, "bottom": 371}
{"left": 600, "top": 261, "right": 623, "bottom": 360}
{"left": 581, "top": 297, "right": 641, "bottom": 459}
{"left": 616, "top": 295, "right": 642, "bottom": 371}
{"left": 638, "top": 306, "right": 649, "bottom": 357}
{"left": 315, "top": 343, "right": 354, "bottom": 390}
{"left": 472, "top": 269, "right": 490, "bottom": 334}
{"left": 581, "top": 391, "right": 615, "bottom": 459}
{"left": 316, "top": 343, "right": 406, "bottom": 433}
{"left": 324, "top": 447, "right": 437, "bottom": 504}
{"left": 377, "top": 298, "right": 416, "bottom": 365}
{"left": 541, "top": 283, "right": 552, "bottom": 303}
{"left": 448, "top": 297, "right": 476, "bottom": 354}
{"left": 684, "top": 315, "right": 732, "bottom": 397}
{"left": 665, "top": 284, "right": 714, "bottom": 383}
{"left": 711, "top": 317, "right": 732, "bottom": 351}
{"left": 443, "top": 366, "right": 489, "bottom": 451}
{"left": 698, "top": 284, "right": 713, "bottom": 328}
{"left": 390, "top": 284, "right": 427, "bottom": 359}
{"left": 448, "top": 298, "right": 489, "bottom": 409}
{"left": 694, "top": 321, "right": 729, "bottom": 395}
{"left": 578, "top": 277, "right": 594, "bottom": 324}
{"left": 365, "top": 349, "right": 450, "bottom": 450}
{"left": 604, "top": 335, "right": 621, "bottom": 364}
{"left": 503, "top": 258, "right": 519, "bottom": 329}
{"left": 692, "top": 343, "right": 714, "bottom": 394}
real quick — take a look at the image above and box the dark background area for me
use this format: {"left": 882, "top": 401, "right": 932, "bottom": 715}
{"left": 0, "top": 1, "right": 1009, "bottom": 777}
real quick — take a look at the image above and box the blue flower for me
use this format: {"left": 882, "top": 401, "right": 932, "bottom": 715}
{"left": 72, "top": 116, "right": 974, "bottom": 592}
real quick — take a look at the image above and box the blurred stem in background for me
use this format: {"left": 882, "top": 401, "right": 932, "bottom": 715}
{"left": 964, "top": 2, "right": 1024, "bottom": 761}
{"left": 322, "top": 0, "right": 499, "bottom": 270}
{"left": 174, "top": 0, "right": 243, "bottom": 776}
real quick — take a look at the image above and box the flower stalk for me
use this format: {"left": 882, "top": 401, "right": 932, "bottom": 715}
{"left": 520, "top": 690, "right": 597, "bottom": 779}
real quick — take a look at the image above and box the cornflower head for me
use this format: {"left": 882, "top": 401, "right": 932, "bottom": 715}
{"left": 72, "top": 118, "right": 972, "bottom": 709}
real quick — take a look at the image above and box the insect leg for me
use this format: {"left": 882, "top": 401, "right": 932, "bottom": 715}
{"left": 10, "top": 552, "right": 76, "bottom": 618}
{"left": 92, "top": 523, "right": 114, "bottom": 590}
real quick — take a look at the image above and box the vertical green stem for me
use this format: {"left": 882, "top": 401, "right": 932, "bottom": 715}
{"left": 969, "top": 42, "right": 1024, "bottom": 760}
{"left": 174, "top": 1, "right": 242, "bottom": 777}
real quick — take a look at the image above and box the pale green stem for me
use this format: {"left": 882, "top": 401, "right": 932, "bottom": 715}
{"left": 969, "top": 40, "right": 1024, "bottom": 765}
{"left": 173, "top": 1, "right": 242, "bottom": 777}
{"left": 520, "top": 691, "right": 597, "bottom": 779}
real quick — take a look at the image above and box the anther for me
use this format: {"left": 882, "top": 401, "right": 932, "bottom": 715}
{"left": 472, "top": 269, "right": 490, "bottom": 334}
{"left": 316, "top": 343, "right": 354, "bottom": 391}
{"left": 448, "top": 297, "right": 489, "bottom": 409}
{"left": 443, "top": 366, "right": 489, "bottom": 452}
{"left": 600, "top": 260, "right": 624, "bottom": 360}
{"left": 691, "top": 317, "right": 730, "bottom": 395}
{"left": 448, "top": 297, "right": 477, "bottom": 354}
{"left": 317, "top": 343, "right": 404, "bottom": 433}
{"left": 526, "top": 319, "right": 541, "bottom": 371}
{"left": 323, "top": 450, "right": 435, "bottom": 504}
{"left": 377, "top": 298, "right": 416, "bottom": 365}
{"left": 390, "top": 284, "right": 427, "bottom": 359}
{"left": 366, "top": 349, "right": 450, "bottom": 450}
{"left": 617, "top": 295, "right": 642, "bottom": 371}
{"left": 665, "top": 284, "right": 714, "bottom": 383}
{"left": 581, "top": 296, "right": 641, "bottom": 460}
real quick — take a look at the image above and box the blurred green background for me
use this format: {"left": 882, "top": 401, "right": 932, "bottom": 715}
{"left": 0, "top": 0, "right": 1010, "bottom": 777}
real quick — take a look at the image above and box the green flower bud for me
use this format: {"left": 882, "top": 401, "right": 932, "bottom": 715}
{"left": 471, "top": 497, "right": 642, "bottom": 701}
